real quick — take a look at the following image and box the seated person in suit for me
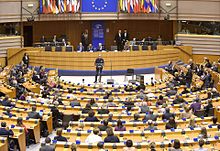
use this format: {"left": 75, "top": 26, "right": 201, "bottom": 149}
{"left": 89, "top": 98, "right": 98, "bottom": 107}
{"left": 3, "top": 108, "right": 15, "bottom": 117}
{"left": 173, "top": 94, "right": 185, "bottom": 104}
{"left": 123, "top": 140, "right": 136, "bottom": 151}
{"left": 123, "top": 97, "right": 134, "bottom": 108}
{"left": 144, "top": 120, "right": 158, "bottom": 131}
{"left": 106, "top": 96, "right": 117, "bottom": 107}
{"left": 1, "top": 95, "right": 15, "bottom": 107}
{"left": 40, "top": 35, "right": 46, "bottom": 43}
{"left": 162, "top": 108, "right": 175, "bottom": 121}
{"left": 77, "top": 42, "right": 84, "bottom": 52}
{"left": 40, "top": 137, "right": 55, "bottom": 151}
{"left": 54, "top": 128, "right": 67, "bottom": 142}
{"left": 198, "top": 127, "right": 210, "bottom": 139}
{"left": 114, "top": 120, "right": 126, "bottom": 131}
{"left": 97, "top": 43, "right": 105, "bottom": 51}
{"left": 179, "top": 107, "right": 193, "bottom": 119}
{"left": 98, "top": 120, "right": 111, "bottom": 131}
{"left": 87, "top": 44, "right": 94, "bottom": 52}
{"left": 107, "top": 113, "right": 117, "bottom": 122}
{"left": 70, "top": 97, "right": 81, "bottom": 107}
{"left": 130, "top": 38, "right": 136, "bottom": 46}
{"left": 95, "top": 84, "right": 105, "bottom": 93}
{"left": 204, "top": 99, "right": 213, "bottom": 117}
{"left": 143, "top": 109, "right": 157, "bottom": 121}
{"left": 78, "top": 84, "right": 87, "bottom": 92}
{"left": 130, "top": 113, "right": 141, "bottom": 122}
{"left": 82, "top": 104, "right": 92, "bottom": 114}
{"left": 194, "top": 139, "right": 208, "bottom": 151}
{"left": 104, "top": 128, "right": 120, "bottom": 143}
{"left": 97, "top": 141, "right": 106, "bottom": 151}
{"left": 97, "top": 104, "right": 109, "bottom": 114}
{"left": 28, "top": 106, "right": 42, "bottom": 120}
{"left": 0, "top": 122, "right": 14, "bottom": 136}
{"left": 85, "top": 128, "right": 103, "bottom": 144}
{"left": 84, "top": 110, "right": 99, "bottom": 122}
{"left": 169, "top": 139, "right": 182, "bottom": 151}
{"left": 124, "top": 83, "right": 135, "bottom": 92}
{"left": 165, "top": 117, "right": 177, "bottom": 129}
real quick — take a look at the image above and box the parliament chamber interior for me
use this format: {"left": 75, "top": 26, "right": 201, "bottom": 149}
{"left": 0, "top": 0, "right": 220, "bottom": 151}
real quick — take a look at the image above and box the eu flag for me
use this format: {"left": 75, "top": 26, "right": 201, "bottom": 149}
{"left": 82, "top": 0, "right": 118, "bottom": 12}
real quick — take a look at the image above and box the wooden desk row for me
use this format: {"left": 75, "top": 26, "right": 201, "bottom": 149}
{"left": 54, "top": 138, "right": 220, "bottom": 151}
{"left": 0, "top": 106, "right": 53, "bottom": 134}
{"left": 69, "top": 117, "right": 213, "bottom": 131}
{"left": 62, "top": 127, "right": 218, "bottom": 143}
{"left": 0, "top": 116, "right": 40, "bottom": 144}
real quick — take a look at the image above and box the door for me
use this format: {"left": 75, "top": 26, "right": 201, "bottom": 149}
{"left": 23, "top": 26, "right": 33, "bottom": 47}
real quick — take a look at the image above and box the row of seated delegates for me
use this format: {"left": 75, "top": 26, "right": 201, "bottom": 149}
{"left": 77, "top": 42, "right": 105, "bottom": 52}
{"left": 40, "top": 35, "right": 69, "bottom": 46}
{"left": 129, "top": 35, "right": 163, "bottom": 46}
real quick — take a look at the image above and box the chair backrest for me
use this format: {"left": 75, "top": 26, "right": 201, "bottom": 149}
{"left": 132, "top": 45, "right": 139, "bottom": 51}
{"left": 66, "top": 46, "right": 73, "bottom": 52}
{"left": 45, "top": 46, "right": 52, "bottom": 51}
{"left": 142, "top": 45, "right": 148, "bottom": 51}
{"left": 55, "top": 46, "right": 62, "bottom": 52}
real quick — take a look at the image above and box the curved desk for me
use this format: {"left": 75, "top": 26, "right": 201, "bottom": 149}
{"left": 7, "top": 46, "right": 192, "bottom": 75}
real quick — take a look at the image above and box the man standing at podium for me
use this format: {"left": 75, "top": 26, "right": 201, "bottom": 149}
{"left": 94, "top": 54, "right": 104, "bottom": 83}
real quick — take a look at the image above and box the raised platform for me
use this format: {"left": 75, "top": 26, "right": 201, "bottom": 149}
{"left": 8, "top": 46, "right": 192, "bottom": 75}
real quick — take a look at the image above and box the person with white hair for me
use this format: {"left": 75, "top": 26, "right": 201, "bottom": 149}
{"left": 97, "top": 43, "right": 105, "bottom": 51}
{"left": 94, "top": 54, "right": 104, "bottom": 83}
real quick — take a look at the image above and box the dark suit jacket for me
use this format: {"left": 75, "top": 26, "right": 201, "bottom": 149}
{"left": 39, "top": 144, "right": 55, "bottom": 151}
{"left": 28, "top": 111, "right": 42, "bottom": 119}
{"left": 77, "top": 45, "right": 84, "bottom": 51}
{"left": 54, "top": 136, "right": 67, "bottom": 142}
{"left": 84, "top": 116, "right": 99, "bottom": 122}
{"left": 0, "top": 128, "right": 14, "bottom": 136}
{"left": 123, "top": 32, "right": 129, "bottom": 42}
{"left": 115, "top": 33, "right": 123, "bottom": 44}
{"left": 162, "top": 113, "right": 175, "bottom": 120}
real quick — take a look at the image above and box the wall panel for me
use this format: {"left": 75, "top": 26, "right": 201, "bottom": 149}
{"left": 32, "top": 20, "right": 173, "bottom": 49}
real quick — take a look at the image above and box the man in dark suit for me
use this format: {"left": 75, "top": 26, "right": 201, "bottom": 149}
{"left": 94, "top": 54, "right": 104, "bottom": 83}
{"left": 22, "top": 53, "right": 29, "bottom": 67}
{"left": 81, "top": 29, "right": 89, "bottom": 51}
{"left": 28, "top": 106, "right": 42, "bottom": 119}
{"left": 98, "top": 120, "right": 111, "bottom": 131}
{"left": 77, "top": 42, "right": 84, "bottom": 52}
{"left": 142, "top": 110, "right": 157, "bottom": 121}
{"left": 114, "top": 30, "right": 123, "bottom": 51}
{"left": 162, "top": 108, "right": 175, "bottom": 120}
{"left": 40, "top": 35, "right": 46, "bottom": 43}
{"left": 122, "top": 29, "right": 129, "bottom": 45}
{"left": 40, "top": 137, "right": 55, "bottom": 151}
{"left": 96, "top": 43, "right": 105, "bottom": 51}
{"left": 0, "top": 122, "right": 14, "bottom": 136}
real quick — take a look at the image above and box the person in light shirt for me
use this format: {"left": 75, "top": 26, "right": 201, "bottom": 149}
{"left": 85, "top": 128, "right": 103, "bottom": 143}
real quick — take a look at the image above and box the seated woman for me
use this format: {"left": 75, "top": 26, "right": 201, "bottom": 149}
{"left": 104, "top": 128, "right": 120, "bottom": 143}
{"left": 54, "top": 128, "right": 67, "bottom": 142}
{"left": 114, "top": 120, "right": 126, "bottom": 131}
{"left": 188, "top": 118, "right": 198, "bottom": 129}
{"left": 123, "top": 140, "right": 136, "bottom": 151}
{"left": 16, "top": 117, "right": 29, "bottom": 146}
{"left": 165, "top": 117, "right": 177, "bottom": 129}
{"left": 84, "top": 110, "right": 99, "bottom": 122}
